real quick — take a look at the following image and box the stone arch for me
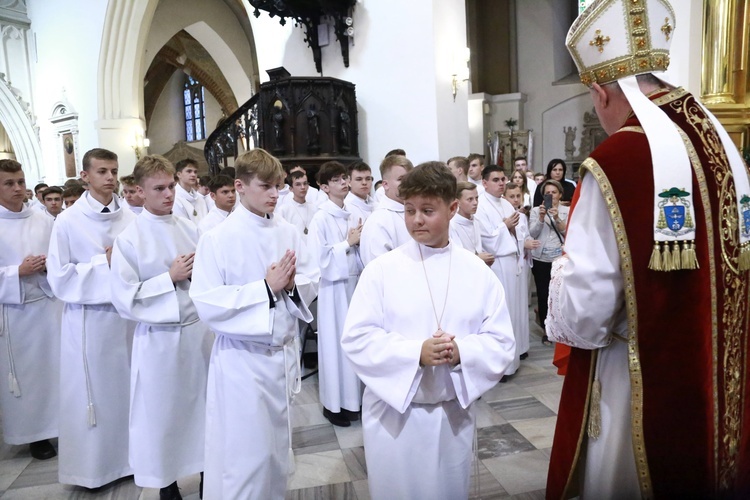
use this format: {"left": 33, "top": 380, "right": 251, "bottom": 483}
{"left": 96, "top": 0, "right": 259, "bottom": 165}
{"left": 0, "top": 74, "right": 42, "bottom": 181}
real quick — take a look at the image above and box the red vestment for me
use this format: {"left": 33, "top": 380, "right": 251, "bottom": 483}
{"left": 547, "top": 88, "right": 750, "bottom": 498}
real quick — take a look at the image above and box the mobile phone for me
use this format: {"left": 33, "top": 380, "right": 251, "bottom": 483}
{"left": 543, "top": 194, "right": 553, "bottom": 209}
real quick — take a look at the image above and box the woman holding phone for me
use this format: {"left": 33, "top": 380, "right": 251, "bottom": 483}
{"left": 529, "top": 180, "right": 569, "bottom": 344}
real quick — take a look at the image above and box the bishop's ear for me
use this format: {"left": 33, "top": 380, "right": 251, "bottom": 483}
{"left": 590, "top": 83, "right": 608, "bottom": 109}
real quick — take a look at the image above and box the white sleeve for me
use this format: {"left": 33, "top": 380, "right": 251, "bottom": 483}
{"left": 341, "top": 262, "right": 424, "bottom": 414}
{"left": 309, "top": 216, "right": 351, "bottom": 282}
{"left": 546, "top": 174, "right": 625, "bottom": 349}
{"left": 0, "top": 264, "right": 21, "bottom": 304}
{"left": 46, "top": 219, "right": 113, "bottom": 305}
{"left": 360, "top": 214, "right": 394, "bottom": 266}
{"left": 189, "top": 232, "right": 275, "bottom": 338}
{"left": 110, "top": 236, "right": 180, "bottom": 324}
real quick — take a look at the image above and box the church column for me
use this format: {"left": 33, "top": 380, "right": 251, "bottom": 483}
{"left": 701, "top": 0, "right": 750, "bottom": 149}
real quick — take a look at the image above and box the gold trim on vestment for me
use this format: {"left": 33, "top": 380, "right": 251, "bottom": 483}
{"left": 670, "top": 95, "right": 748, "bottom": 488}
{"left": 560, "top": 346, "right": 598, "bottom": 500}
{"left": 579, "top": 158, "right": 653, "bottom": 498}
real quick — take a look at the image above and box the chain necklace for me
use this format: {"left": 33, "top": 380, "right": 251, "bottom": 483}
{"left": 291, "top": 200, "right": 311, "bottom": 234}
{"left": 417, "top": 243, "right": 452, "bottom": 331}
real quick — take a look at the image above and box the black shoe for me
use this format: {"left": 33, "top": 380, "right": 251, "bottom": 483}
{"left": 340, "top": 408, "right": 360, "bottom": 421}
{"left": 542, "top": 335, "right": 552, "bottom": 346}
{"left": 29, "top": 440, "right": 56, "bottom": 460}
{"left": 159, "top": 481, "right": 182, "bottom": 500}
{"left": 323, "top": 408, "right": 351, "bottom": 427}
{"left": 199, "top": 472, "right": 203, "bottom": 499}
{"left": 499, "top": 375, "right": 509, "bottom": 383}
{"left": 520, "top": 352, "right": 529, "bottom": 360}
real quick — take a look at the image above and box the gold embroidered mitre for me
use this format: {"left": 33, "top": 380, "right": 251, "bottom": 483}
{"left": 566, "top": 0, "right": 675, "bottom": 86}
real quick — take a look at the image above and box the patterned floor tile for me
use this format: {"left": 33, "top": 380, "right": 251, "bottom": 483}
{"left": 483, "top": 450, "right": 549, "bottom": 496}
{"left": 285, "top": 481, "right": 356, "bottom": 500}
{"left": 288, "top": 450, "right": 351, "bottom": 490}
{"left": 292, "top": 424, "right": 339, "bottom": 456}
{"left": 489, "top": 397, "right": 557, "bottom": 422}
{"left": 476, "top": 424, "right": 536, "bottom": 460}
{"left": 341, "top": 447, "right": 367, "bottom": 481}
{"left": 510, "top": 416, "right": 557, "bottom": 450}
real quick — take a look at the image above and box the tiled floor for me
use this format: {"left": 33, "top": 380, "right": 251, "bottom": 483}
{"left": 0, "top": 308, "right": 562, "bottom": 499}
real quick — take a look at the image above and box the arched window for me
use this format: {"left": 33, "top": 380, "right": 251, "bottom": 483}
{"left": 183, "top": 75, "right": 207, "bottom": 141}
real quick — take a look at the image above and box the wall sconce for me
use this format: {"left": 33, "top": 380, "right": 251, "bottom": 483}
{"left": 451, "top": 47, "right": 471, "bottom": 102}
{"left": 130, "top": 128, "right": 150, "bottom": 160}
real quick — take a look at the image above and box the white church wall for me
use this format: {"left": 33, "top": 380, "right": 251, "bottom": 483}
{"left": 27, "top": 0, "right": 109, "bottom": 184}
{"left": 248, "top": 0, "right": 469, "bottom": 171}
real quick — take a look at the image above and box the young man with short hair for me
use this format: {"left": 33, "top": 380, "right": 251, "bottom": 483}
{"left": 277, "top": 170, "right": 317, "bottom": 240}
{"left": 28, "top": 182, "right": 47, "bottom": 210}
{"left": 475, "top": 165, "right": 525, "bottom": 378}
{"left": 342, "top": 161, "right": 515, "bottom": 500}
{"left": 533, "top": 172, "right": 545, "bottom": 185}
{"left": 514, "top": 156, "right": 538, "bottom": 194}
{"left": 0, "top": 160, "right": 62, "bottom": 461}
{"left": 198, "top": 174, "right": 215, "bottom": 211}
{"left": 279, "top": 165, "right": 327, "bottom": 208}
{"left": 199, "top": 174, "right": 235, "bottom": 234}
{"left": 190, "top": 148, "right": 317, "bottom": 499}
{"left": 373, "top": 149, "right": 406, "bottom": 203}
{"left": 308, "top": 161, "right": 363, "bottom": 427}
{"left": 42, "top": 186, "right": 63, "bottom": 219}
{"left": 62, "top": 184, "right": 85, "bottom": 208}
{"left": 466, "top": 154, "right": 485, "bottom": 194}
{"left": 173, "top": 159, "right": 208, "bottom": 224}
{"left": 360, "top": 155, "right": 413, "bottom": 265}
{"left": 449, "top": 182, "right": 494, "bottom": 266}
{"left": 47, "top": 148, "right": 136, "bottom": 488}
{"left": 111, "top": 155, "right": 211, "bottom": 500}
{"left": 446, "top": 156, "right": 469, "bottom": 182}
{"left": 120, "top": 175, "right": 144, "bottom": 214}
{"left": 344, "top": 161, "right": 375, "bottom": 224}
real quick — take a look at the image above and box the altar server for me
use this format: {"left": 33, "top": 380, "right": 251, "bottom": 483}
{"left": 342, "top": 162, "right": 515, "bottom": 500}
{"left": 199, "top": 175, "right": 235, "bottom": 234}
{"left": 449, "top": 181, "right": 495, "bottom": 267}
{"left": 309, "top": 161, "right": 363, "bottom": 427}
{"left": 47, "top": 148, "right": 136, "bottom": 487}
{"left": 360, "top": 155, "right": 413, "bottom": 265}
{"left": 190, "top": 148, "right": 316, "bottom": 499}
{"left": 173, "top": 159, "right": 208, "bottom": 224}
{"left": 0, "top": 160, "right": 61, "bottom": 461}
{"left": 475, "top": 164, "right": 523, "bottom": 377}
{"left": 111, "top": 155, "right": 212, "bottom": 499}
{"left": 344, "top": 161, "right": 375, "bottom": 224}
{"left": 277, "top": 170, "right": 317, "bottom": 241}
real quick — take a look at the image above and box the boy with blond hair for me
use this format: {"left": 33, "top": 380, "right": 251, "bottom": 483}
{"left": 342, "top": 161, "right": 515, "bottom": 500}
{"left": 110, "top": 155, "right": 212, "bottom": 499}
{"left": 449, "top": 181, "right": 494, "bottom": 266}
{"left": 190, "top": 148, "right": 317, "bottom": 499}
{"left": 360, "top": 154, "right": 413, "bottom": 265}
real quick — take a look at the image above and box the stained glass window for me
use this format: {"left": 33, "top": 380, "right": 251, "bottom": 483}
{"left": 183, "top": 75, "right": 207, "bottom": 141}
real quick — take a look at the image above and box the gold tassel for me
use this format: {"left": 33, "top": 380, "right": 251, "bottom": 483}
{"left": 680, "top": 241, "right": 693, "bottom": 269}
{"left": 671, "top": 241, "right": 681, "bottom": 270}
{"left": 740, "top": 244, "right": 750, "bottom": 271}
{"left": 648, "top": 242, "right": 662, "bottom": 271}
{"left": 688, "top": 241, "right": 700, "bottom": 270}
{"left": 661, "top": 241, "right": 673, "bottom": 271}
{"left": 588, "top": 379, "right": 602, "bottom": 439}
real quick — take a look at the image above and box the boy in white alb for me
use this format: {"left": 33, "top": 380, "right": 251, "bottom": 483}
{"left": 277, "top": 170, "right": 318, "bottom": 240}
{"left": 0, "top": 160, "right": 61, "bottom": 461}
{"left": 447, "top": 156, "right": 469, "bottom": 183}
{"left": 449, "top": 182, "right": 495, "bottom": 267}
{"left": 467, "top": 153, "right": 486, "bottom": 194}
{"left": 344, "top": 161, "right": 375, "bottom": 225}
{"left": 190, "top": 148, "right": 316, "bottom": 499}
{"left": 475, "top": 164, "right": 523, "bottom": 378}
{"left": 504, "top": 182, "right": 541, "bottom": 361}
{"left": 308, "top": 161, "right": 363, "bottom": 427}
{"left": 47, "top": 148, "right": 136, "bottom": 487}
{"left": 199, "top": 175, "right": 235, "bottom": 234}
{"left": 198, "top": 175, "right": 215, "bottom": 211}
{"left": 120, "top": 175, "right": 144, "bottom": 214}
{"left": 173, "top": 159, "right": 208, "bottom": 224}
{"left": 342, "top": 162, "right": 516, "bottom": 500}
{"left": 110, "top": 155, "right": 212, "bottom": 499}
{"left": 360, "top": 155, "right": 413, "bottom": 265}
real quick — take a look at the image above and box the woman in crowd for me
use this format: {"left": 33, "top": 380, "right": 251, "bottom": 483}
{"left": 532, "top": 159, "right": 576, "bottom": 206}
{"left": 510, "top": 169, "right": 532, "bottom": 213}
{"left": 529, "top": 180, "right": 569, "bottom": 344}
